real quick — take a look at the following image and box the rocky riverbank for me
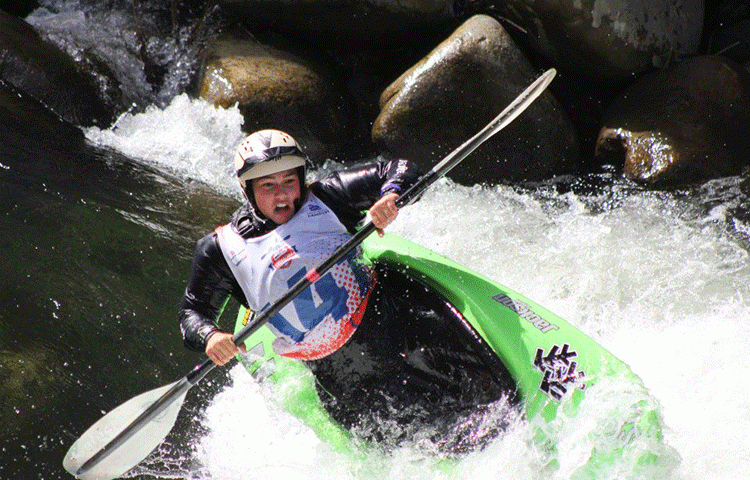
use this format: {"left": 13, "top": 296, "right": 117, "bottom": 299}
{"left": 2, "top": 0, "right": 749, "bottom": 187}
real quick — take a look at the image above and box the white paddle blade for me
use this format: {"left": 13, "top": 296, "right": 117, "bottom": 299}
{"left": 64, "top": 381, "right": 188, "bottom": 480}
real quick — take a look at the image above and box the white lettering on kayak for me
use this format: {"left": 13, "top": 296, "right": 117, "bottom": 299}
{"left": 492, "top": 293, "right": 560, "bottom": 333}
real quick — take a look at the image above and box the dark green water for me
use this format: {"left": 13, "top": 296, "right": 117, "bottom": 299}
{"left": 0, "top": 114, "right": 240, "bottom": 479}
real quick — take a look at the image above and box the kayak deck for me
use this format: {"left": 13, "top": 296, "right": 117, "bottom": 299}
{"left": 233, "top": 233, "right": 668, "bottom": 473}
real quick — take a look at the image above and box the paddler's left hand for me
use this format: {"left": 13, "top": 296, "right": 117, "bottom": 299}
{"left": 369, "top": 192, "right": 400, "bottom": 236}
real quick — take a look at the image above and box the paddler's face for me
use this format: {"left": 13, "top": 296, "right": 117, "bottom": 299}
{"left": 251, "top": 168, "right": 301, "bottom": 224}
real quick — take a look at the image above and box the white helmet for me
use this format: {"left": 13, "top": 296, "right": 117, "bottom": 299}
{"left": 234, "top": 129, "right": 307, "bottom": 192}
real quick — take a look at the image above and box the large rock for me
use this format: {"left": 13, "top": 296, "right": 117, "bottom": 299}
{"left": 372, "top": 15, "right": 579, "bottom": 184}
{"left": 0, "top": 79, "right": 84, "bottom": 148}
{"left": 704, "top": 1, "right": 750, "bottom": 66}
{"left": 195, "top": 28, "right": 355, "bottom": 163}
{"left": 0, "top": 1, "right": 38, "bottom": 17}
{"left": 219, "top": 0, "right": 457, "bottom": 48}
{"left": 486, "top": 0, "right": 704, "bottom": 81}
{"left": 0, "top": 9, "right": 115, "bottom": 127}
{"left": 595, "top": 55, "right": 750, "bottom": 187}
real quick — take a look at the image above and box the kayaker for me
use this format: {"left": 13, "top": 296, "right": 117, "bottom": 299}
{"left": 179, "top": 128, "right": 421, "bottom": 363}
{"left": 178, "top": 130, "right": 426, "bottom": 421}
{"left": 179, "top": 129, "right": 510, "bottom": 450}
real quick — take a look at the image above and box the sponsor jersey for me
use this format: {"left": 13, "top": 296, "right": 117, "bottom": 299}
{"left": 216, "top": 193, "right": 374, "bottom": 360}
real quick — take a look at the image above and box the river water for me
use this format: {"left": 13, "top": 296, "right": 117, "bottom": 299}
{"left": 3, "top": 3, "right": 750, "bottom": 480}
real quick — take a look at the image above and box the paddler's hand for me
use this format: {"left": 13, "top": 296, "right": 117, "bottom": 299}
{"left": 369, "top": 192, "right": 399, "bottom": 236}
{"left": 206, "top": 331, "right": 246, "bottom": 366}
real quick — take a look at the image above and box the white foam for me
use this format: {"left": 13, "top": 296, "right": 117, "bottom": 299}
{"left": 85, "top": 94, "right": 246, "bottom": 198}
{"left": 93, "top": 94, "right": 750, "bottom": 480}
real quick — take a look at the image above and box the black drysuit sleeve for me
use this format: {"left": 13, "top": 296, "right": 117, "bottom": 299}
{"left": 310, "top": 159, "right": 422, "bottom": 232}
{"left": 178, "top": 233, "right": 247, "bottom": 352}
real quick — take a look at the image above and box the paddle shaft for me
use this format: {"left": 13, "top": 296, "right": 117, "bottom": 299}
{"left": 232, "top": 67, "right": 557, "bottom": 346}
{"left": 72, "top": 67, "right": 556, "bottom": 478}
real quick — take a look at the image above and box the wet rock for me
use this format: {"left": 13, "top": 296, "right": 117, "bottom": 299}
{"left": 595, "top": 55, "right": 750, "bottom": 187}
{"left": 0, "top": 1, "right": 38, "bottom": 17}
{"left": 218, "top": 0, "right": 458, "bottom": 48}
{"left": 0, "top": 79, "right": 84, "bottom": 148}
{"left": 372, "top": 14, "right": 579, "bottom": 184}
{"left": 0, "top": 9, "right": 115, "bottom": 127}
{"left": 704, "top": 0, "right": 750, "bottom": 65}
{"left": 483, "top": 0, "right": 704, "bottom": 81}
{"left": 195, "top": 28, "right": 355, "bottom": 163}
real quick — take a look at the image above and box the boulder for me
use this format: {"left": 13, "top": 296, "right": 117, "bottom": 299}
{"left": 0, "top": 1, "right": 38, "bottom": 17}
{"left": 218, "top": 0, "right": 457, "bottom": 48}
{"left": 0, "top": 79, "right": 84, "bottom": 148}
{"left": 704, "top": 1, "right": 750, "bottom": 65}
{"left": 595, "top": 55, "right": 750, "bottom": 186}
{"left": 485, "top": 0, "right": 704, "bottom": 81}
{"left": 0, "top": 9, "right": 115, "bottom": 127}
{"left": 372, "top": 14, "right": 579, "bottom": 184}
{"left": 195, "top": 28, "right": 355, "bottom": 163}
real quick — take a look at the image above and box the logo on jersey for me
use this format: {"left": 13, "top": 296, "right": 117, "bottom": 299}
{"left": 227, "top": 248, "right": 248, "bottom": 267}
{"left": 271, "top": 246, "right": 296, "bottom": 269}
{"left": 307, "top": 203, "right": 328, "bottom": 218}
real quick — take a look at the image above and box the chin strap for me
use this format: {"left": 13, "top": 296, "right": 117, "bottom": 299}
{"left": 233, "top": 202, "right": 274, "bottom": 239}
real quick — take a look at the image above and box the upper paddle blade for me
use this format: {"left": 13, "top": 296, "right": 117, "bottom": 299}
{"left": 64, "top": 380, "right": 188, "bottom": 480}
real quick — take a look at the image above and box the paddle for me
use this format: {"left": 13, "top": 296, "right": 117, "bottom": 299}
{"left": 63, "top": 67, "right": 557, "bottom": 480}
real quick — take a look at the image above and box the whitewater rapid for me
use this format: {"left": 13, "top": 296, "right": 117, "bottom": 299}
{"left": 85, "top": 96, "right": 750, "bottom": 480}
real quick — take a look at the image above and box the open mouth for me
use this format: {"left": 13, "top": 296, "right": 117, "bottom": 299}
{"left": 275, "top": 203, "right": 291, "bottom": 214}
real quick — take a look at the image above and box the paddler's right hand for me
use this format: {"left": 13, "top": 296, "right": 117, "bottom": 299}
{"left": 369, "top": 192, "right": 400, "bottom": 236}
{"left": 206, "top": 331, "right": 246, "bottom": 365}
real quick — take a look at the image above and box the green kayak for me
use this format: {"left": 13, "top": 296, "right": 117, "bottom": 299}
{"left": 233, "top": 233, "right": 666, "bottom": 476}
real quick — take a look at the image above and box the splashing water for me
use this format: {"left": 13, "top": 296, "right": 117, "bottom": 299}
{"left": 85, "top": 94, "right": 246, "bottom": 197}
{"left": 86, "top": 92, "right": 750, "bottom": 480}
{"left": 27, "top": 0, "right": 220, "bottom": 108}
